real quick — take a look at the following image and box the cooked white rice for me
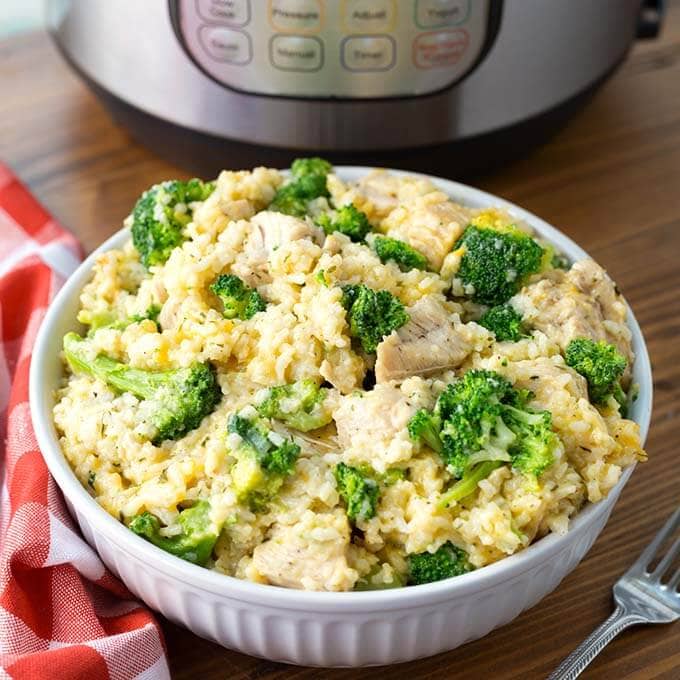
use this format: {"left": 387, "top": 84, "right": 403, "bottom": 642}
{"left": 53, "top": 166, "right": 646, "bottom": 591}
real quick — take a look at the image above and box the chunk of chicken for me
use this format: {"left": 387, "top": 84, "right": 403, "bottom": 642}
{"left": 158, "top": 295, "right": 182, "bottom": 331}
{"left": 512, "top": 277, "right": 605, "bottom": 349}
{"left": 319, "top": 347, "right": 365, "bottom": 394}
{"left": 382, "top": 193, "right": 471, "bottom": 271}
{"left": 250, "top": 511, "right": 357, "bottom": 591}
{"left": 569, "top": 260, "right": 621, "bottom": 318}
{"left": 333, "top": 379, "right": 432, "bottom": 471}
{"left": 568, "top": 259, "right": 633, "bottom": 368}
{"left": 328, "top": 169, "right": 438, "bottom": 224}
{"left": 512, "top": 259, "right": 633, "bottom": 383}
{"left": 335, "top": 383, "right": 414, "bottom": 448}
{"left": 232, "top": 211, "right": 322, "bottom": 286}
{"left": 488, "top": 355, "right": 645, "bottom": 501}
{"left": 353, "top": 170, "right": 402, "bottom": 220}
{"left": 375, "top": 296, "right": 485, "bottom": 384}
{"left": 249, "top": 210, "right": 322, "bottom": 256}
{"left": 501, "top": 356, "right": 590, "bottom": 405}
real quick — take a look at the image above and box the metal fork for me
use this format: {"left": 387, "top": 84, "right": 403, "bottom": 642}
{"left": 549, "top": 507, "right": 680, "bottom": 680}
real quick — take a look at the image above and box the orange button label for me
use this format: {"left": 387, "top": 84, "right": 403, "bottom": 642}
{"left": 413, "top": 29, "right": 469, "bottom": 69}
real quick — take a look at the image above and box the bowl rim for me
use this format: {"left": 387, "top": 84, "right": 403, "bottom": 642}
{"left": 29, "top": 166, "right": 653, "bottom": 612}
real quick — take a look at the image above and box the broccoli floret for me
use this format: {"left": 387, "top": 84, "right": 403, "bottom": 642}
{"left": 407, "top": 542, "right": 473, "bottom": 585}
{"left": 268, "top": 157, "right": 332, "bottom": 217}
{"left": 408, "top": 370, "right": 560, "bottom": 503}
{"left": 78, "top": 303, "right": 163, "bottom": 334}
{"left": 316, "top": 204, "right": 371, "bottom": 242}
{"left": 128, "top": 500, "right": 218, "bottom": 565}
{"left": 429, "top": 370, "right": 518, "bottom": 477}
{"left": 371, "top": 235, "right": 428, "bottom": 270}
{"left": 354, "top": 564, "right": 406, "bottom": 591}
{"left": 131, "top": 178, "right": 215, "bottom": 268}
{"left": 334, "top": 463, "right": 405, "bottom": 524}
{"left": 614, "top": 385, "right": 629, "bottom": 418}
{"left": 334, "top": 462, "right": 379, "bottom": 522}
{"left": 210, "top": 274, "right": 266, "bottom": 320}
{"left": 130, "top": 303, "right": 162, "bottom": 325}
{"left": 437, "top": 370, "right": 559, "bottom": 477}
{"left": 565, "top": 338, "right": 627, "bottom": 406}
{"left": 438, "top": 461, "right": 504, "bottom": 509}
{"left": 408, "top": 409, "right": 443, "bottom": 454}
{"left": 290, "top": 157, "right": 332, "bottom": 178}
{"left": 453, "top": 225, "right": 545, "bottom": 305}
{"left": 228, "top": 411, "right": 299, "bottom": 475}
{"left": 341, "top": 283, "right": 409, "bottom": 353}
{"left": 267, "top": 184, "right": 310, "bottom": 217}
{"left": 227, "top": 408, "right": 300, "bottom": 510}
{"left": 381, "top": 467, "right": 407, "bottom": 486}
{"left": 478, "top": 304, "right": 526, "bottom": 342}
{"left": 254, "top": 379, "right": 333, "bottom": 432}
{"left": 63, "top": 332, "right": 220, "bottom": 444}
{"left": 315, "top": 269, "right": 329, "bottom": 287}
{"left": 77, "top": 309, "right": 119, "bottom": 332}
{"left": 550, "top": 251, "right": 570, "bottom": 270}
{"left": 502, "top": 395, "right": 557, "bottom": 477}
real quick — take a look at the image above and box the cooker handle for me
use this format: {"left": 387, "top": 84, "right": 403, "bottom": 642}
{"left": 636, "top": 0, "right": 665, "bottom": 39}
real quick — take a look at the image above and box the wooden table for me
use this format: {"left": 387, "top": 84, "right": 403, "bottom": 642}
{"left": 2, "top": 6, "right": 679, "bottom": 679}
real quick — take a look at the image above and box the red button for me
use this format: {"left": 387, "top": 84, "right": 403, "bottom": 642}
{"left": 412, "top": 29, "right": 469, "bottom": 69}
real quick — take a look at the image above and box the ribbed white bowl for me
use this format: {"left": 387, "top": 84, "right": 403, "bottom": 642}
{"left": 30, "top": 168, "right": 652, "bottom": 667}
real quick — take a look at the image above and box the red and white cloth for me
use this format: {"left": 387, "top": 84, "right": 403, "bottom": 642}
{"left": 0, "top": 164, "right": 170, "bottom": 679}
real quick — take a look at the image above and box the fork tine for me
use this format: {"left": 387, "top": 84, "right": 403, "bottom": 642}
{"left": 669, "top": 568, "right": 680, "bottom": 591}
{"left": 632, "top": 507, "right": 680, "bottom": 573}
{"left": 652, "top": 537, "right": 680, "bottom": 580}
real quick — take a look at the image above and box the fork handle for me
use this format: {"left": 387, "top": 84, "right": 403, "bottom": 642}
{"left": 547, "top": 605, "right": 645, "bottom": 679}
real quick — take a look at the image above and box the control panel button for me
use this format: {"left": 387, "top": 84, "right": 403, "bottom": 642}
{"left": 196, "top": 0, "right": 250, "bottom": 26}
{"left": 199, "top": 26, "right": 252, "bottom": 64}
{"left": 341, "top": 35, "right": 396, "bottom": 72}
{"left": 342, "top": 0, "right": 396, "bottom": 33}
{"left": 269, "top": 0, "right": 323, "bottom": 34}
{"left": 415, "top": 0, "right": 469, "bottom": 29}
{"left": 413, "top": 29, "right": 468, "bottom": 68}
{"left": 270, "top": 35, "right": 323, "bottom": 71}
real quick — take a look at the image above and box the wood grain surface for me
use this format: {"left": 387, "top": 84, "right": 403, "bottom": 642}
{"left": 1, "top": 4, "right": 679, "bottom": 679}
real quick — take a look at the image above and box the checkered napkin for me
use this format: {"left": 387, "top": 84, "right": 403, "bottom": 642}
{"left": 0, "top": 164, "right": 170, "bottom": 679}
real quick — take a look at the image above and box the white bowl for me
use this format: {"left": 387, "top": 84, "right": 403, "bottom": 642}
{"left": 30, "top": 168, "right": 652, "bottom": 667}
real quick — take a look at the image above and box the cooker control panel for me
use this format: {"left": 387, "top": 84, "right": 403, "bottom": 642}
{"left": 173, "top": 0, "right": 495, "bottom": 98}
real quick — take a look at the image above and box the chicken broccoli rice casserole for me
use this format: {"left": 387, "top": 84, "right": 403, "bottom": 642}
{"left": 53, "top": 160, "right": 646, "bottom": 591}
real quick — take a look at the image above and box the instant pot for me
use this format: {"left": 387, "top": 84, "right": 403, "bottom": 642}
{"left": 47, "top": 0, "right": 663, "bottom": 176}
